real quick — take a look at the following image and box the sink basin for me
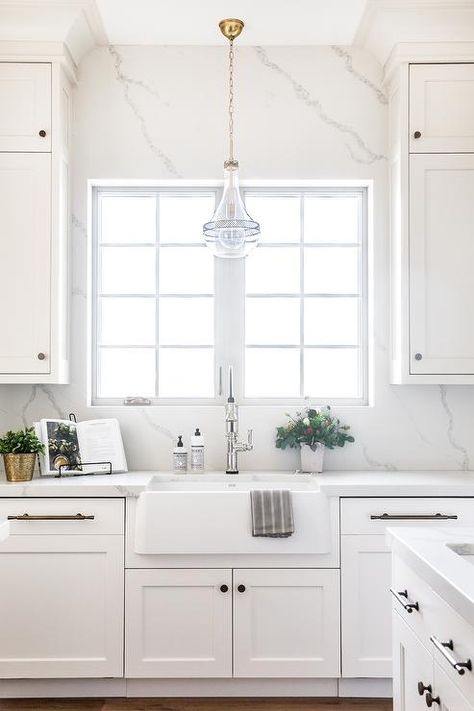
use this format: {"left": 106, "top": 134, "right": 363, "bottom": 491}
{"left": 135, "top": 472, "right": 331, "bottom": 555}
{"left": 0, "top": 518, "right": 9, "bottom": 542}
{"left": 447, "top": 543, "right": 474, "bottom": 566}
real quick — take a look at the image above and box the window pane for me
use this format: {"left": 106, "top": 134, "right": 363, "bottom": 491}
{"left": 160, "top": 297, "right": 214, "bottom": 345}
{"left": 304, "top": 348, "right": 360, "bottom": 398}
{"left": 244, "top": 195, "right": 300, "bottom": 243}
{"left": 245, "top": 348, "right": 300, "bottom": 397}
{"left": 98, "top": 348, "right": 155, "bottom": 397}
{"left": 160, "top": 194, "right": 215, "bottom": 244}
{"left": 304, "top": 247, "right": 358, "bottom": 294}
{"left": 100, "top": 297, "right": 155, "bottom": 345}
{"left": 100, "top": 196, "right": 156, "bottom": 244}
{"left": 304, "top": 195, "right": 359, "bottom": 243}
{"left": 159, "top": 348, "right": 214, "bottom": 397}
{"left": 159, "top": 247, "right": 214, "bottom": 294}
{"left": 246, "top": 298, "right": 300, "bottom": 345}
{"left": 100, "top": 247, "right": 155, "bottom": 294}
{"left": 246, "top": 247, "right": 300, "bottom": 294}
{"left": 304, "top": 297, "right": 359, "bottom": 345}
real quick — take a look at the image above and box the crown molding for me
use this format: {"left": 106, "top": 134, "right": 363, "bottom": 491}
{"left": 384, "top": 40, "right": 474, "bottom": 83}
{"left": 0, "top": 39, "right": 77, "bottom": 79}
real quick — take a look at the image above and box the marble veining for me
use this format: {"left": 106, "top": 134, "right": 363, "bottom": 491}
{"left": 254, "top": 46, "right": 387, "bottom": 165}
{"left": 108, "top": 45, "right": 181, "bottom": 177}
{"left": 331, "top": 46, "right": 388, "bottom": 105}
{"left": 362, "top": 445, "right": 397, "bottom": 472}
{"left": 21, "top": 386, "right": 65, "bottom": 428}
{"left": 439, "top": 385, "right": 471, "bottom": 470}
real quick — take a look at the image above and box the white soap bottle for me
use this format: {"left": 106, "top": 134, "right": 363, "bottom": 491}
{"left": 190, "top": 428, "right": 205, "bottom": 471}
{"left": 173, "top": 435, "right": 188, "bottom": 472}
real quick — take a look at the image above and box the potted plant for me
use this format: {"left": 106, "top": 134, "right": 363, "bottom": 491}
{"left": 0, "top": 428, "right": 45, "bottom": 482}
{"left": 275, "top": 406, "right": 354, "bottom": 473}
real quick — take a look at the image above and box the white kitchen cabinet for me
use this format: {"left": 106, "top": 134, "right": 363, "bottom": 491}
{"left": 410, "top": 64, "right": 474, "bottom": 153}
{"left": 125, "top": 568, "right": 233, "bottom": 678}
{"left": 0, "top": 153, "right": 51, "bottom": 374}
{"left": 434, "top": 662, "right": 474, "bottom": 711}
{"left": 341, "top": 535, "right": 392, "bottom": 677}
{"left": 0, "top": 534, "right": 124, "bottom": 678}
{"left": 233, "top": 568, "right": 340, "bottom": 678}
{"left": 0, "top": 63, "right": 51, "bottom": 151}
{"left": 409, "top": 153, "right": 474, "bottom": 375}
{"left": 0, "top": 61, "right": 70, "bottom": 383}
{"left": 393, "top": 611, "right": 434, "bottom": 711}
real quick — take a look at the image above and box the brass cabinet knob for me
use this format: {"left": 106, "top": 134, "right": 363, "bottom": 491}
{"left": 39, "top": 130, "right": 47, "bottom": 137}
{"left": 37, "top": 352, "right": 46, "bottom": 361}
{"left": 413, "top": 130, "right": 422, "bottom": 139}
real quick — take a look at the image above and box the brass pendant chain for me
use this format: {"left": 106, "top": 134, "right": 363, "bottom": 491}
{"left": 228, "top": 38, "right": 235, "bottom": 163}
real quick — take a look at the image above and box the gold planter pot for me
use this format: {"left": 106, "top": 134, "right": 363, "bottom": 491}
{"left": 3, "top": 453, "right": 37, "bottom": 482}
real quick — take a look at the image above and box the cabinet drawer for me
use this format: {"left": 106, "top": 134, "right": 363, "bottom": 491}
{"left": 0, "top": 498, "right": 124, "bottom": 535}
{"left": 341, "top": 498, "right": 472, "bottom": 534}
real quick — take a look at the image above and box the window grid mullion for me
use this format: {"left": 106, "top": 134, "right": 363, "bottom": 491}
{"left": 155, "top": 194, "right": 160, "bottom": 398}
{"left": 299, "top": 193, "right": 305, "bottom": 398}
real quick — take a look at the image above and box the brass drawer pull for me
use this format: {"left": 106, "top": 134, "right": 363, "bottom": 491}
{"left": 7, "top": 513, "right": 95, "bottom": 521}
{"left": 430, "top": 636, "right": 472, "bottom": 675}
{"left": 371, "top": 513, "right": 458, "bottom": 520}
{"left": 390, "top": 588, "right": 420, "bottom": 613}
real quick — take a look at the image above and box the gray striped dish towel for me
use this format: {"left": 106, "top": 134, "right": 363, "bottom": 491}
{"left": 250, "top": 489, "right": 294, "bottom": 538}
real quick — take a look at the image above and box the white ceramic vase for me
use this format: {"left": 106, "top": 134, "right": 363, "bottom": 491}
{"left": 300, "top": 443, "right": 325, "bottom": 473}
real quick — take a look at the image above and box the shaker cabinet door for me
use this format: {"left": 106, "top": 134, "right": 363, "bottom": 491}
{"left": 0, "top": 153, "right": 51, "bottom": 375}
{"left": 0, "top": 63, "right": 51, "bottom": 151}
{"left": 393, "top": 612, "right": 434, "bottom": 711}
{"left": 410, "top": 153, "right": 474, "bottom": 375}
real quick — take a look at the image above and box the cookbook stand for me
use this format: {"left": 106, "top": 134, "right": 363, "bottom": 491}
{"left": 54, "top": 413, "right": 113, "bottom": 478}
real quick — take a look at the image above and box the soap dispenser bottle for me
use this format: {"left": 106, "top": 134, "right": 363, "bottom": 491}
{"left": 190, "top": 428, "right": 205, "bottom": 471}
{"left": 173, "top": 435, "right": 188, "bottom": 472}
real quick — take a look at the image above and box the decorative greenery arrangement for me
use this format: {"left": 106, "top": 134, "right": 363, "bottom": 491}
{"left": 0, "top": 428, "right": 45, "bottom": 455}
{"left": 276, "top": 406, "right": 355, "bottom": 451}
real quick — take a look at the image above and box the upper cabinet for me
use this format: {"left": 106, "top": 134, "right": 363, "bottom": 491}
{"left": 390, "top": 62, "right": 474, "bottom": 384}
{"left": 0, "top": 64, "right": 52, "bottom": 152}
{"left": 0, "top": 61, "right": 71, "bottom": 384}
{"left": 410, "top": 64, "right": 474, "bottom": 153}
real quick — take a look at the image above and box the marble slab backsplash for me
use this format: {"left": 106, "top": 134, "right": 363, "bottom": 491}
{"left": 1, "top": 45, "right": 474, "bottom": 472}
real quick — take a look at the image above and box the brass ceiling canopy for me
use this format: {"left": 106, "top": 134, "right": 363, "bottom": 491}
{"left": 219, "top": 18, "right": 244, "bottom": 41}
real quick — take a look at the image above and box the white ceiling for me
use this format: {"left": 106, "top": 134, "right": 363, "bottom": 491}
{"left": 95, "top": 0, "right": 368, "bottom": 46}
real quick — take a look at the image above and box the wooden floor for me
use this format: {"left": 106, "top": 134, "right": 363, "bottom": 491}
{"left": 0, "top": 699, "right": 392, "bottom": 711}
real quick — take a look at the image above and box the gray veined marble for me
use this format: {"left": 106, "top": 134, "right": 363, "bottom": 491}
{"left": 362, "top": 444, "right": 398, "bottom": 472}
{"left": 254, "top": 46, "right": 387, "bottom": 165}
{"left": 21, "top": 386, "right": 65, "bottom": 428}
{"left": 331, "top": 46, "right": 388, "bottom": 105}
{"left": 439, "top": 385, "right": 471, "bottom": 470}
{"left": 108, "top": 45, "right": 181, "bottom": 177}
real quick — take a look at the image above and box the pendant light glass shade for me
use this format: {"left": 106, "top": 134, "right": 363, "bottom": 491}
{"left": 203, "top": 162, "right": 260, "bottom": 259}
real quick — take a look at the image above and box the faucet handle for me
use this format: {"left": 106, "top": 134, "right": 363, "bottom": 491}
{"left": 247, "top": 429, "right": 253, "bottom": 449}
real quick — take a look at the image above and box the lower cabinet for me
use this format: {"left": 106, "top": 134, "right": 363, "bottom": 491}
{"left": 125, "top": 567, "right": 340, "bottom": 679}
{"left": 0, "top": 534, "right": 124, "bottom": 678}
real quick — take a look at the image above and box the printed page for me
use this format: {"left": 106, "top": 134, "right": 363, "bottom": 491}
{"left": 77, "top": 418, "right": 128, "bottom": 473}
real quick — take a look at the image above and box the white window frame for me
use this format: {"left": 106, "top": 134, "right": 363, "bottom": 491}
{"left": 89, "top": 180, "right": 372, "bottom": 407}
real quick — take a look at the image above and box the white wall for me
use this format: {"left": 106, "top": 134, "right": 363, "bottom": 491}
{"left": 4, "top": 44, "right": 474, "bottom": 472}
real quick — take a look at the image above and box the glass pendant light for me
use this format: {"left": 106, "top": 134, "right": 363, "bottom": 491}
{"left": 203, "top": 19, "right": 260, "bottom": 258}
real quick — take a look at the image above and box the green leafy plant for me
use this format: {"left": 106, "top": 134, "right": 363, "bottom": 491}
{"left": 276, "top": 406, "right": 355, "bottom": 451}
{"left": 0, "top": 428, "right": 45, "bottom": 455}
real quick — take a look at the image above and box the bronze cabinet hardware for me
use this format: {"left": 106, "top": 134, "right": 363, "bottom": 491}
{"left": 7, "top": 513, "right": 95, "bottom": 521}
{"left": 425, "top": 692, "right": 440, "bottom": 707}
{"left": 37, "top": 352, "right": 46, "bottom": 360}
{"left": 219, "top": 584, "right": 229, "bottom": 593}
{"left": 415, "top": 353, "right": 423, "bottom": 360}
{"left": 418, "top": 681, "right": 432, "bottom": 696}
{"left": 414, "top": 131, "right": 422, "bottom": 139}
{"left": 390, "top": 588, "right": 420, "bottom": 613}
{"left": 430, "top": 636, "right": 472, "bottom": 675}
{"left": 237, "top": 584, "right": 246, "bottom": 593}
{"left": 38, "top": 130, "right": 47, "bottom": 137}
{"left": 371, "top": 513, "right": 458, "bottom": 520}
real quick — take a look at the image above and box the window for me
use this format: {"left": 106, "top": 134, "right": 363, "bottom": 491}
{"left": 91, "top": 185, "right": 368, "bottom": 405}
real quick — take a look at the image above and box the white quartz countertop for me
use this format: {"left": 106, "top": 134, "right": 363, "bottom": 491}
{"left": 388, "top": 527, "right": 474, "bottom": 628}
{"left": 0, "top": 469, "right": 474, "bottom": 497}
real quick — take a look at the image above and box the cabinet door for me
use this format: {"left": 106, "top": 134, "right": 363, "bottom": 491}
{"left": 341, "top": 535, "right": 392, "bottom": 677}
{"left": 0, "top": 535, "right": 124, "bottom": 678}
{"left": 410, "top": 154, "right": 474, "bottom": 375}
{"left": 233, "top": 568, "right": 340, "bottom": 678}
{"left": 126, "top": 569, "right": 232, "bottom": 678}
{"left": 434, "top": 662, "right": 474, "bottom": 711}
{"left": 0, "top": 153, "right": 51, "bottom": 374}
{"left": 0, "top": 63, "right": 51, "bottom": 151}
{"left": 393, "top": 611, "right": 434, "bottom": 711}
{"left": 410, "top": 64, "right": 474, "bottom": 153}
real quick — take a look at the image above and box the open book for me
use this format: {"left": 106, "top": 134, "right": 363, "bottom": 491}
{"left": 34, "top": 418, "right": 128, "bottom": 476}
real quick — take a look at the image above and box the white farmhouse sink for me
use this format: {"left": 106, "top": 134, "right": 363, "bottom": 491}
{"left": 0, "top": 518, "right": 9, "bottom": 542}
{"left": 134, "top": 472, "right": 330, "bottom": 555}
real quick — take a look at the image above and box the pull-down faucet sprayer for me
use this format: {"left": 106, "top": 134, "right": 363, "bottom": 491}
{"left": 224, "top": 366, "right": 253, "bottom": 474}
